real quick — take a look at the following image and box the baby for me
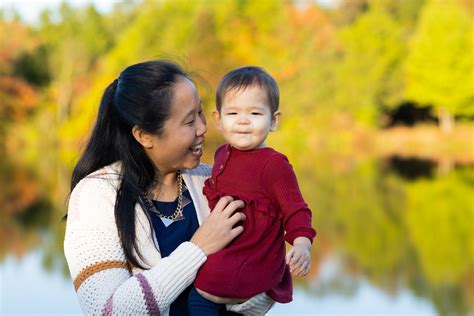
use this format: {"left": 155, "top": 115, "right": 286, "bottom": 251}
{"left": 189, "top": 66, "right": 316, "bottom": 315}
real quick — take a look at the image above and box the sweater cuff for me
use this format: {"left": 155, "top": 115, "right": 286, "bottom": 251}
{"left": 187, "top": 241, "right": 207, "bottom": 259}
{"left": 284, "top": 211, "right": 317, "bottom": 245}
{"left": 146, "top": 241, "right": 207, "bottom": 302}
{"left": 285, "top": 227, "right": 317, "bottom": 245}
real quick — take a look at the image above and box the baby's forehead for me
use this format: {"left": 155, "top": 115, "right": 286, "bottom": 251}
{"left": 222, "top": 84, "right": 269, "bottom": 102}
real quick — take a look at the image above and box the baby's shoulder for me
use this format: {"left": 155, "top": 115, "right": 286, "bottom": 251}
{"left": 261, "top": 147, "right": 289, "bottom": 162}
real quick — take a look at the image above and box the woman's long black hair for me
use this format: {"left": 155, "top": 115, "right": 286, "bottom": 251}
{"left": 70, "top": 60, "right": 189, "bottom": 269}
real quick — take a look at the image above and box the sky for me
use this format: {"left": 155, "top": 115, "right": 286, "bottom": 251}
{"left": 0, "top": 0, "right": 339, "bottom": 25}
{"left": 0, "top": 0, "right": 117, "bottom": 24}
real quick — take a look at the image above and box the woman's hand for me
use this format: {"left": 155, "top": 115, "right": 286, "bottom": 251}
{"left": 190, "top": 196, "right": 246, "bottom": 256}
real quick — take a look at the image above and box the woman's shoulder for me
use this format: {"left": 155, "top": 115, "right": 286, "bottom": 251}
{"left": 74, "top": 161, "right": 122, "bottom": 188}
{"left": 182, "top": 163, "right": 211, "bottom": 177}
{"left": 68, "top": 162, "right": 121, "bottom": 223}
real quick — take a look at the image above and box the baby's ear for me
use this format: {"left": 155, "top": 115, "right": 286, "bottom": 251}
{"left": 212, "top": 110, "right": 223, "bottom": 130}
{"left": 270, "top": 111, "right": 282, "bottom": 131}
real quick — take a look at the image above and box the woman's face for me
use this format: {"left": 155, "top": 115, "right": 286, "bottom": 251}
{"left": 145, "top": 77, "right": 207, "bottom": 174}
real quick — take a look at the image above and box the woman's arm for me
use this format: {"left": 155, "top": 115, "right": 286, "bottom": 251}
{"left": 65, "top": 178, "right": 245, "bottom": 315}
{"left": 65, "top": 177, "right": 208, "bottom": 314}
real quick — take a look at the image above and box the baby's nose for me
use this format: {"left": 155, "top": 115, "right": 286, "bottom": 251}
{"left": 237, "top": 115, "right": 250, "bottom": 124}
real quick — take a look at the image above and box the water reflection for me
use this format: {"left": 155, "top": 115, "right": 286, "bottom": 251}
{"left": 1, "top": 153, "right": 472, "bottom": 315}
{"left": 385, "top": 156, "right": 437, "bottom": 180}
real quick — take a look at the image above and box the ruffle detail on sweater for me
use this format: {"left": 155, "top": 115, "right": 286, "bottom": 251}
{"left": 203, "top": 183, "right": 283, "bottom": 221}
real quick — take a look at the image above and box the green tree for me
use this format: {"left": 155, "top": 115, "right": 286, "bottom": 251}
{"left": 333, "top": 8, "right": 405, "bottom": 126}
{"left": 405, "top": 0, "right": 474, "bottom": 132}
{"left": 38, "top": 3, "right": 112, "bottom": 123}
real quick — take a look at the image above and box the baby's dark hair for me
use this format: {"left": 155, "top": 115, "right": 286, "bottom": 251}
{"left": 216, "top": 66, "right": 279, "bottom": 113}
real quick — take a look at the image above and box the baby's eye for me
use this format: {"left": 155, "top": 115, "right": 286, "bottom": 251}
{"left": 226, "top": 112, "right": 238, "bottom": 115}
{"left": 251, "top": 112, "right": 263, "bottom": 115}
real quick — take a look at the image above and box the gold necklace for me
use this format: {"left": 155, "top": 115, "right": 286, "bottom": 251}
{"left": 141, "top": 171, "right": 186, "bottom": 227}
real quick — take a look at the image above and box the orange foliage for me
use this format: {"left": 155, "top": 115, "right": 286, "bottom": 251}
{"left": 0, "top": 20, "right": 39, "bottom": 73}
{"left": 0, "top": 165, "right": 41, "bottom": 215}
{"left": 0, "top": 76, "right": 39, "bottom": 120}
{"left": 288, "top": 3, "right": 334, "bottom": 49}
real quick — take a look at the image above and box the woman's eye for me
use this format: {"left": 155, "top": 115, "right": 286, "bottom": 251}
{"left": 186, "top": 120, "right": 195, "bottom": 125}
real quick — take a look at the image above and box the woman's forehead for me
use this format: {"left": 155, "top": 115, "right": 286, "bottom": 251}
{"left": 169, "top": 78, "right": 200, "bottom": 116}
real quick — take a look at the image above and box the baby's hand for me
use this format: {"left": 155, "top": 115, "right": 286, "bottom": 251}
{"left": 286, "top": 237, "right": 311, "bottom": 277}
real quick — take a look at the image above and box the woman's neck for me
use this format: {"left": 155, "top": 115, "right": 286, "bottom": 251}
{"left": 150, "top": 170, "right": 179, "bottom": 202}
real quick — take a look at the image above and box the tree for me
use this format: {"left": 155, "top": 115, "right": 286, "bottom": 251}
{"left": 333, "top": 9, "right": 405, "bottom": 125}
{"left": 405, "top": 0, "right": 474, "bottom": 132}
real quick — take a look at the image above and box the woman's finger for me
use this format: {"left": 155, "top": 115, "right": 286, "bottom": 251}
{"left": 221, "top": 200, "right": 245, "bottom": 218}
{"left": 229, "top": 225, "right": 244, "bottom": 239}
{"left": 228, "top": 211, "right": 246, "bottom": 226}
{"left": 213, "top": 196, "right": 235, "bottom": 213}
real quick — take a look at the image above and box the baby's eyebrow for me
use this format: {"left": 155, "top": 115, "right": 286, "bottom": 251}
{"left": 223, "top": 106, "right": 239, "bottom": 111}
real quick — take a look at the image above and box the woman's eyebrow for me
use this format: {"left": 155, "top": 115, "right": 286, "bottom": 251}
{"left": 182, "top": 99, "right": 202, "bottom": 121}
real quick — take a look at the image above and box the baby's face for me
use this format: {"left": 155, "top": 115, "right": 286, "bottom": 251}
{"left": 214, "top": 85, "right": 279, "bottom": 151}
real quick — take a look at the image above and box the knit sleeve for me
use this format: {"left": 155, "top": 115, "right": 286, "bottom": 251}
{"left": 64, "top": 176, "right": 206, "bottom": 315}
{"left": 262, "top": 153, "right": 316, "bottom": 245}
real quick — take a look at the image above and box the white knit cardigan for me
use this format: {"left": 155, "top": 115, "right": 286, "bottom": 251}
{"left": 64, "top": 162, "right": 273, "bottom": 315}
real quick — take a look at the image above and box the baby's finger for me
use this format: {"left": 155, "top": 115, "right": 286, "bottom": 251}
{"left": 291, "top": 263, "right": 303, "bottom": 275}
{"left": 290, "top": 260, "right": 305, "bottom": 275}
{"left": 286, "top": 249, "right": 295, "bottom": 264}
{"left": 295, "top": 262, "right": 309, "bottom": 276}
{"left": 302, "top": 265, "right": 310, "bottom": 276}
{"left": 291, "top": 255, "right": 306, "bottom": 270}
{"left": 301, "top": 260, "right": 312, "bottom": 276}
{"left": 289, "top": 252, "right": 302, "bottom": 266}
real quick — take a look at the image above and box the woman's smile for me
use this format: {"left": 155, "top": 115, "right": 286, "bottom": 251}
{"left": 190, "top": 142, "right": 204, "bottom": 157}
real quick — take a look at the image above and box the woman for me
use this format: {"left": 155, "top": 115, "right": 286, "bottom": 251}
{"left": 64, "top": 60, "right": 274, "bottom": 315}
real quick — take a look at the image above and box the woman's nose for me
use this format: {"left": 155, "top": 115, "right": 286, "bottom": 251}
{"left": 196, "top": 114, "right": 207, "bottom": 136}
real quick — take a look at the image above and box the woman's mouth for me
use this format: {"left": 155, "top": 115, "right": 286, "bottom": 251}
{"left": 189, "top": 143, "right": 203, "bottom": 156}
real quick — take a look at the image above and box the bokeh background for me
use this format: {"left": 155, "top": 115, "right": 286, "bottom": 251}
{"left": 0, "top": 0, "right": 473, "bottom": 315}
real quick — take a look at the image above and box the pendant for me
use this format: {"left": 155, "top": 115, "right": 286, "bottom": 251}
{"left": 160, "top": 213, "right": 185, "bottom": 227}
{"left": 160, "top": 217, "right": 174, "bottom": 227}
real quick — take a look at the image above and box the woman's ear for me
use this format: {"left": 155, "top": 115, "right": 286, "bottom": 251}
{"left": 132, "top": 126, "right": 153, "bottom": 149}
{"left": 212, "top": 110, "right": 223, "bottom": 130}
{"left": 270, "top": 111, "right": 282, "bottom": 131}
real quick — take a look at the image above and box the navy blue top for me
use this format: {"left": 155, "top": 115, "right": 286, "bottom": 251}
{"left": 149, "top": 188, "right": 199, "bottom": 316}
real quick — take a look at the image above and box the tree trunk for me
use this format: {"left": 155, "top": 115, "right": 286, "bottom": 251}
{"left": 438, "top": 107, "right": 453, "bottom": 133}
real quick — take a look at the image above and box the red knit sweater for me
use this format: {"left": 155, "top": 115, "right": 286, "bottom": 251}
{"left": 194, "top": 144, "right": 316, "bottom": 303}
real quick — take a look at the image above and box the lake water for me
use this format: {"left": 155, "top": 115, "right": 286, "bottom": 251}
{"left": 1, "top": 154, "right": 472, "bottom": 315}
{"left": 0, "top": 251, "right": 437, "bottom": 315}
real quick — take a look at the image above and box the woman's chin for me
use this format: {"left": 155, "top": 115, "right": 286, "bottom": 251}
{"left": 183, "top": 157, "right": 201, "bottom": 169}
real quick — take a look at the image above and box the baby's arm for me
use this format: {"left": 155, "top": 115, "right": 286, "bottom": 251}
{"left": 261, "top": 153, "right": 316, "bottom": 275}
{"left": 286, "top": 237, "right": 312, "bottom": 276}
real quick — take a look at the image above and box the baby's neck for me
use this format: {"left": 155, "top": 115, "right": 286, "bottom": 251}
{"left": 230, "top": 143, "right": 267, "bottom": 151}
